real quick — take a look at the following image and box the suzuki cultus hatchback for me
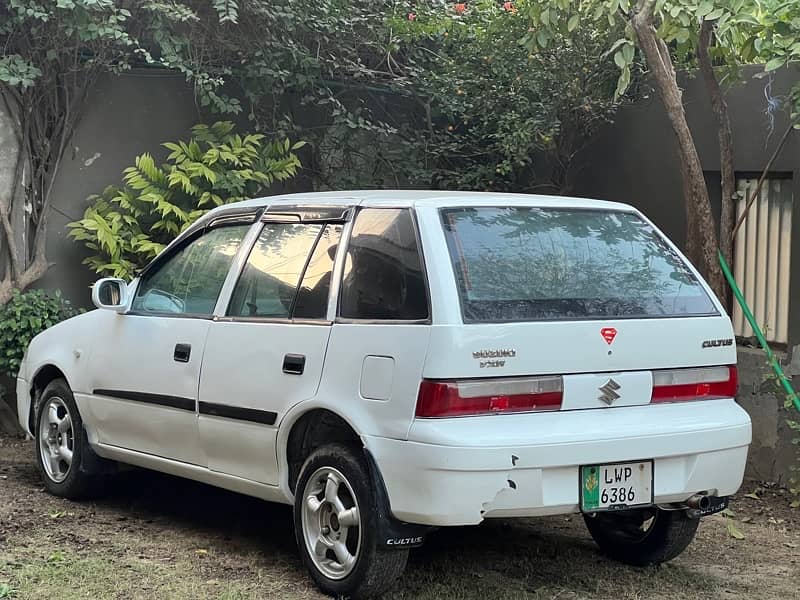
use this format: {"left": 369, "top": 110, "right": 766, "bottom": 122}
{"left": 18, "top": 191, "right": 751, "bottom": 598}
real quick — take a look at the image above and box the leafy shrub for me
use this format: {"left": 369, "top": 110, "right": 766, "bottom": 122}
{"left": 382, "top": 0, "right": 633, "bottom": 192}
{"left": 0, "top": 290, "right": 80, "bottom": 379}
{"left": 69, "top": 121, "right": 304, "bottom": 280}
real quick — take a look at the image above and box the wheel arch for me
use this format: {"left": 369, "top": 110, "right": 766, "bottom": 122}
{"left": 28, "top": 364, "right": 71, "bottom": 433}
{"left": 282, "top": 407, "right": 363, "bottom": 496}
{"left": 281, "top": 404, "right": 432, "bottom": 552}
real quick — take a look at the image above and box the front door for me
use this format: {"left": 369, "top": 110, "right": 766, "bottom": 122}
{"left": 88, "top": 223, "right": 252, "bottom": 465}
{"left": 198, "top": 218, "right": 343, "bottom": 484}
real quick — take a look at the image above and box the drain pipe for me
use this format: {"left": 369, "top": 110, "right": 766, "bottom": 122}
{"left": 718, "top": 250, "right": 800, "bottom": 413}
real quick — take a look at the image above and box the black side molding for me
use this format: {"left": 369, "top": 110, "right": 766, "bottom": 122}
{"left": 198, "top": 401, "right": 277, "bottom": 426}
{"left": 93, "top": 389, "right": 278, "bottom": 426}
{"left": 93, "top": 389, "right": 195, "bottom": 412}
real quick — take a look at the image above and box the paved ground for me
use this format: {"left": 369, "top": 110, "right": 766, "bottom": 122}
{"left": 1, "top": 437, "right": 798, "bottom": 599}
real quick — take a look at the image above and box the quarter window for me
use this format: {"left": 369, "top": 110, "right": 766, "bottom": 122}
{"left": 339, "top": 208, "right": 428, "bottom": 320}
{"left": 228, "top": 223, "right": 323, "bottom": 318}
{"left": 132, "top": 225, "right": 249, "bottom": 316}
{"left": 294, "top": 225, "right": 343, "bottom": 319}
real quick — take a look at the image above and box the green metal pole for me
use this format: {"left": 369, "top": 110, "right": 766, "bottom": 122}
{"left": 718, "top": 250, "right": 800, "bottom": 413}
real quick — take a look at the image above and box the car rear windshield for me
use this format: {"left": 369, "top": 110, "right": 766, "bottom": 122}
{"left": 441, "top": 207, "right": 718, "bottom": 322}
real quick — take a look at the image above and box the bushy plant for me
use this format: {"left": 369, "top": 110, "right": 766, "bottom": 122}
{"left": 0, "top": 290, "right": 80, "bottom": 379}
{"left": 69, "top": 121, "right": 304, "bottom": 279}
{"left": 384, "top": 0, "right": 635, "bottom": 192}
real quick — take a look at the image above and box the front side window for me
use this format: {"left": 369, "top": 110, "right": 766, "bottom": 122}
{"left": 132, "top": 225, "right": 249, "bottom": 316}
{"left": 228, "top": 223, "right": 323, "bottom": 318}
{"left": 340, "top": 208, "right": 428, "bottom": 320}
{"left": 441, "top": 207, "right": 717, "bottom": 322}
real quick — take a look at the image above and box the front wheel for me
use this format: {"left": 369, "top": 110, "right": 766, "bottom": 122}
{"left": 584, "top": 506, "right": 699, "bottom": 566}
{"left": 293, "top": 443, "right": 408, "bottom": 598}
{"left": 35, "top": 378, "right": 103, "bottom": 499}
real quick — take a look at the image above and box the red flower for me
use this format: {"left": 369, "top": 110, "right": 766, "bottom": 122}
{"left": 453, "top": 3, "right": 466, "bottom": 14}
{"left": 503, "top": 1, "right": 517, "bottom": 13}
{"left": 408, "top": 12, "right": 417, "bottom": 20}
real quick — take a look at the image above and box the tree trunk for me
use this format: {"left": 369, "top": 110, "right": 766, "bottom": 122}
{"left": 631, "top": 2, "right": 725, "bottom": 302}
{"left": 698, "top": 20, "right": 734, "bottom": 311}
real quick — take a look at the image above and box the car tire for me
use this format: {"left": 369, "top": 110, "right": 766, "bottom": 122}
{"left": 35, "top": 378, "right": 104, "bottom": 499}
{"left": 293, "top": 443, "right": 408, "bottom": 599}
{"left": 583, "top": 507, "right": 699, "bottom": 566}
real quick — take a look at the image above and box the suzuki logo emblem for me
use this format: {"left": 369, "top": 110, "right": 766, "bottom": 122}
{"left": 598, "top": 378, "right": 621, "bottom": 405}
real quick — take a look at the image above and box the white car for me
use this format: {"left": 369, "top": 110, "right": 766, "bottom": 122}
{"left": 17, "top": 191, "right": 751, "bottom": 598}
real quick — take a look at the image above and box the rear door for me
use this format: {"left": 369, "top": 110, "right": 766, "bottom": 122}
{"left": 197, "top": 209, "right": 347, "bottom": 484}
{"left": 421, "top": 205, "right": 736, "bottom": 409}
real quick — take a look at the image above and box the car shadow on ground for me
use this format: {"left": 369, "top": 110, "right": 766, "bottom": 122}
{"left": 4, "top": 440, "right": 795, "bottom": 599}
{"left": 88, "top": 465, "right": 725, "bottom": 599}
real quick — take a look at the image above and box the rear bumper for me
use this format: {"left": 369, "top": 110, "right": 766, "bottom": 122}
{"left": 366, "top": 399, "right": 751, "bottom": 526}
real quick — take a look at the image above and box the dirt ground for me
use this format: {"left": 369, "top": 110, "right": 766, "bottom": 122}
{"left": 0, "top": 437, "right": 798, "bottom": 600}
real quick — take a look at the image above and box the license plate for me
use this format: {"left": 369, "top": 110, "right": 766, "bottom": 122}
{"left": 580, "top": 460, "right": 653, "bottom": 512}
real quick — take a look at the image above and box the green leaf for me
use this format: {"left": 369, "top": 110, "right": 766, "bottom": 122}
{"left": 725, "top": 517, "right": 746, "bottom": 540}
{"left": 696, "top": 1, "right": 714, "bottom": 18}
{"left": 765, "top": 57, "right": 785, "bottom": 72}
{"left": 536, "top": 29, "right": 549, "bottom": 49}
{"left": 614, "top": 66, "right": 631, "bottom": 99}
{"left": 622, "top": 43, "right": 634, "bottom": 64}
{"left": 567, "top": 15, "right": 580, "bottom": 32}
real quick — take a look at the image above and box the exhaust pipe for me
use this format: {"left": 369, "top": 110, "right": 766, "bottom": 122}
{"left": 686, "top": 494, "right": 711, "bottom": 511}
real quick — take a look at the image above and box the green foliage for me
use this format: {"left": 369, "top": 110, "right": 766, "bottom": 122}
{"left": 0, "top": 54, "right": 41, "bottom": 88}
{"left": 68, "top": 122, "right": 303, "bottom": 279}
{"left": 0, "top": 1, "right": 247, "bottom": 302}
{"left": 0, "top": 0, "right": 139, "bottom": 90}
{"left": 0, "top": 290, "right": 79, "bottom": 379}
{"left": 211, "top": 0, "right": 238, "bottom": 23}
{"left": 523, "top": 0, "right": 800, "bottom": 116}
{"left": 391, "top": 0, "right": 633, "bottom": 191}
{"left": 0, "top": 583, "right": 15, "bottom": 599}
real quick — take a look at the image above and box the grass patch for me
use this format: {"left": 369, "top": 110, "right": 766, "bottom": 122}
{"left": 0, "top": 537, "right": 320, "bottom": 600}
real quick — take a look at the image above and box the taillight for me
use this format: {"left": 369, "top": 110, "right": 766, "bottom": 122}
{"left": 651, "top": 365, "right": 737, "bottom": 403}
{"left": 415, "top": 376, "right": 563, "bottom": 418}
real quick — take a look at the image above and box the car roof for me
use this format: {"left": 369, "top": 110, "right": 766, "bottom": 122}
{"left": 210, "top": 190, "right": 637, "bottom": 213}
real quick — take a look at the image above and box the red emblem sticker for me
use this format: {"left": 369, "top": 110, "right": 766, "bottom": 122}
{"left": 600, "top": 327, "right": 617, "bottom": 345}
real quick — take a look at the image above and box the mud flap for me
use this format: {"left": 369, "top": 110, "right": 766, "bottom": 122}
{"left": 78, "top": 429, "right": 117, "bottom": 475}
{"left": 364, "top": 449, "right": 433, "bottom": 549}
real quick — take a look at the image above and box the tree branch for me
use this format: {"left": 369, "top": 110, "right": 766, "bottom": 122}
{"left": 698, "top": 19, "right": 735, "bottom": 284}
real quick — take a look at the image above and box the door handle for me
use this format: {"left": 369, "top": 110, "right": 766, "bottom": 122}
{"left": 174, "top": 343, "right": 191, "bottom": 363}
{"left": 283, "top": 353, "right": 306, "bottom": 375}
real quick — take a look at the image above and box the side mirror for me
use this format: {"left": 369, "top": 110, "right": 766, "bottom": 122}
{"left": 92, "top": 278, "right": 128, "bottom": 311}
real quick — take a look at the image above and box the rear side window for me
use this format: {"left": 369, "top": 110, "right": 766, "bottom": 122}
{"left": 441, "top": 207, "right": 717, "bottom": 322}
{"left": 340, "top": 208, "right": 428, "bottom": 320}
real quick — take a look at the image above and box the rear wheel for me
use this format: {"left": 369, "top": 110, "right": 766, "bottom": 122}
{"left": 583, "top": 507, "right": 699, "bottom": 566}
{"left": 35, "top": 379, "right": 103, "bottom": 499}
{"left": 294, "top": 443, "right": 408, "bottom": 598}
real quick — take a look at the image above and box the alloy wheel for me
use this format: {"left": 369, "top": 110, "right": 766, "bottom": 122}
{"left": 38, "top": 396, "right": 75, "bottom": 483}
{"left": 301, "top": 466, "right": 362, "bottom": 580}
